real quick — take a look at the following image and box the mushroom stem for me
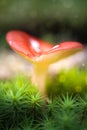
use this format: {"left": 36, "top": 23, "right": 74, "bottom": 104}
{"left": 32, "top": 63, "right": 48, "bottom": 97}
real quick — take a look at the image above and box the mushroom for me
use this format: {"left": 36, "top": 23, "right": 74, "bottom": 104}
{"left": 6, "top": 30, "right": 84, "bottom": 97}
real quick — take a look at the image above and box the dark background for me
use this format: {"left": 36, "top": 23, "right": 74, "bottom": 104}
{"left": 0, "top": 0, "right": 87, "bottom": 47}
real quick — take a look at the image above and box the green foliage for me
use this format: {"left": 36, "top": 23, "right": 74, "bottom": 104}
{"left": 0, "top": 68, "right": 87, "bottom": 129}
{"left": 0, "top": 32, "right": 10, "bottom": 49}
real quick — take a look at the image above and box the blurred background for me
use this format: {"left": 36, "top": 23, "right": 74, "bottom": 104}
{"left": 0, "top": 0, "right": 87, "bottom": 47}
{"left": 0, "top": 0, "right": 86, "bottom": 78}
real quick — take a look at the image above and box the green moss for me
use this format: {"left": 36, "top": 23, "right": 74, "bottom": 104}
{"left": 46, "top": 68, "right": 87, "bottom": 97}
{"left": 0, "top": 68, "right": 87, "bottom": 129}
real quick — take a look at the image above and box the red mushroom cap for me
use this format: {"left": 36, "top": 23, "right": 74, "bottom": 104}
{"left": 6, "top": 30, "right": 84, "bottom": 63}
{"left": 47, "top": 41, "right": 83, "bottom": 54}
{"left": 6, "top": 30, "right": 53, "bottom": 59}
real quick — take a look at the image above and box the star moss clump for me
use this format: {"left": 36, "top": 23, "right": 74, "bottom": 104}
{"left": 0, "top": 75, "right": 45, "bottom": 129}
{"left": 0, "top": 68, "right": 87, "bottom": 130}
